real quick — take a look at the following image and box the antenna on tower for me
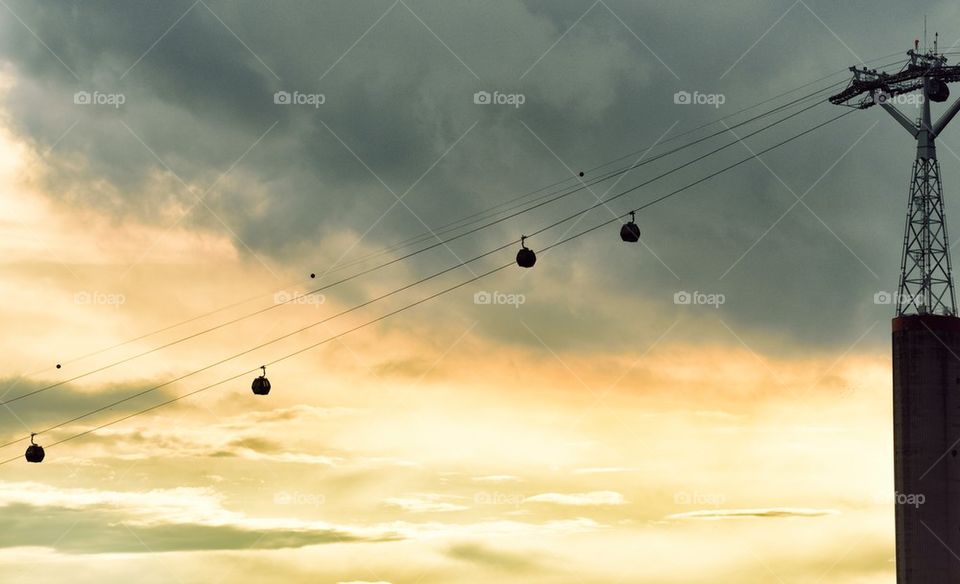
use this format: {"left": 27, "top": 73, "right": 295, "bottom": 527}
{"left": 924, "top": 15, "right": 928, "bottom": 51}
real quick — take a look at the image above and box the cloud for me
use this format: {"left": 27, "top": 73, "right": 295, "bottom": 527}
{"left": 446, "top": 541, "right": 543, "bottom": 572}
{"left": 0, "top": 0, "right": 914, "bottom": 351}
{"left": 72, "top": 416, "right": 343, "bottom": 465}
{"left": 222, "top": 405, "right": 360, "bottom": 426}
{"left": 0, "top": 376, "right": 181, "bottom": 443}
{"left": 666, "top": 507, "right": 839, "bottom": 520}
{"left": 0, "top": 480, "right": 607, "bottom": 557}
{"left": 573, "top": 467, "right": 644, "bottom": 475}
{"left": 384, "top": 494, "right": 470, "bottom": 513}
{"left": 524, "top": 491, "right": 625, "bottom": 506}
{"left": 0, "top": 481, "right": 396, "bottom": 553}
{"left": 472, "top": 475, "right": 522, "bottom": 483}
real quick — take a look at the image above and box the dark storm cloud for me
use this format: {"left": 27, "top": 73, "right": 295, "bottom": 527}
{"left": 1, "top": 0, "right": 958, "bottom": 351}
{"left": 0, "top": 0, "right": 656, "bottom": 237}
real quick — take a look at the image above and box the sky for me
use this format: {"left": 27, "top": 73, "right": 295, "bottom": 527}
{"left": 1, "top": 0, "right": 959, "bottom": 582}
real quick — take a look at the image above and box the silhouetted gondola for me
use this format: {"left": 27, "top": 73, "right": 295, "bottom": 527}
{"left": 516, "top": 236, "right": 536, "bottom": 268}
{"left": 929, "top": 79, "right": 950, "bottom": 102}
{"left": 620, "top": 212, "right": 641, "bottom": 243}
{"left": 25, "top": 433, "right": 44, "bottom": 463}
{"left": 251, "top": 365, "right": 271, "bottom": 395}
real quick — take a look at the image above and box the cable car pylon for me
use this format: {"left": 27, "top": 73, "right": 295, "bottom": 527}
{"left": 831, "top": 36, "right": 960, "bottom": 583}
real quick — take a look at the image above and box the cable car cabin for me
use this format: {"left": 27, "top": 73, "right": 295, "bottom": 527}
{"left": 251, "top": 365, "right": 271, "bottom": 395}
{"left": 620, "top": 212, "right": 641, "bottom": 243}
{"left": 252, "top": 376, "right": 271, "bottom": 395}
{"left": 516, "top": 247, "right": 536, "bottom": 268}
{"left": 516, "top": 236, "right": 537, "bottom": 268}
{"left": 25, "top": 434, "right": 44, "bottom": 463}
{"left": 620, "top": 222, "right": 641, "bottom": 242}
{"left": 929, "top": 79, "right": 950, "bottom": 103}
{"left": 25, "top": 444, "right": 44, "bottom": 463}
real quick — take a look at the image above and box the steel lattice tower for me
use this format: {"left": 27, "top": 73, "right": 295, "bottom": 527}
{"left": 832, "top": 39, "right": 960, "bottom": 583}
{"left": 896, "top": 82, "right": 956, "bottom": 315}
{"left": 832, "top": 43, "right": 960, "bottom": 316}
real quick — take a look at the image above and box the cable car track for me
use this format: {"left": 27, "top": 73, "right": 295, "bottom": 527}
{"left": 0, "top": 107, "right": 854, "bottom": 464}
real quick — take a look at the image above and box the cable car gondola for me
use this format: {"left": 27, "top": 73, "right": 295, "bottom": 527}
{"left": 929, "top": 79, "right": 950, "bottom": 103}
{"left": 25, "top": 433, "right": 44, "bottom": 463}
{"left": 251, "top": 365, "right": 271, "bottom": 395}
{"left": 620, "top": 211, "right": 641, "bottom": 243}
{"left": 516, "top": 236, "right": 537, "bottom": 268}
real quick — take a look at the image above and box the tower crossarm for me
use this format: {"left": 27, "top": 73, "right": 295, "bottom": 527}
{"left": 829, "top": 63, "right": 960, "bottom": 109}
